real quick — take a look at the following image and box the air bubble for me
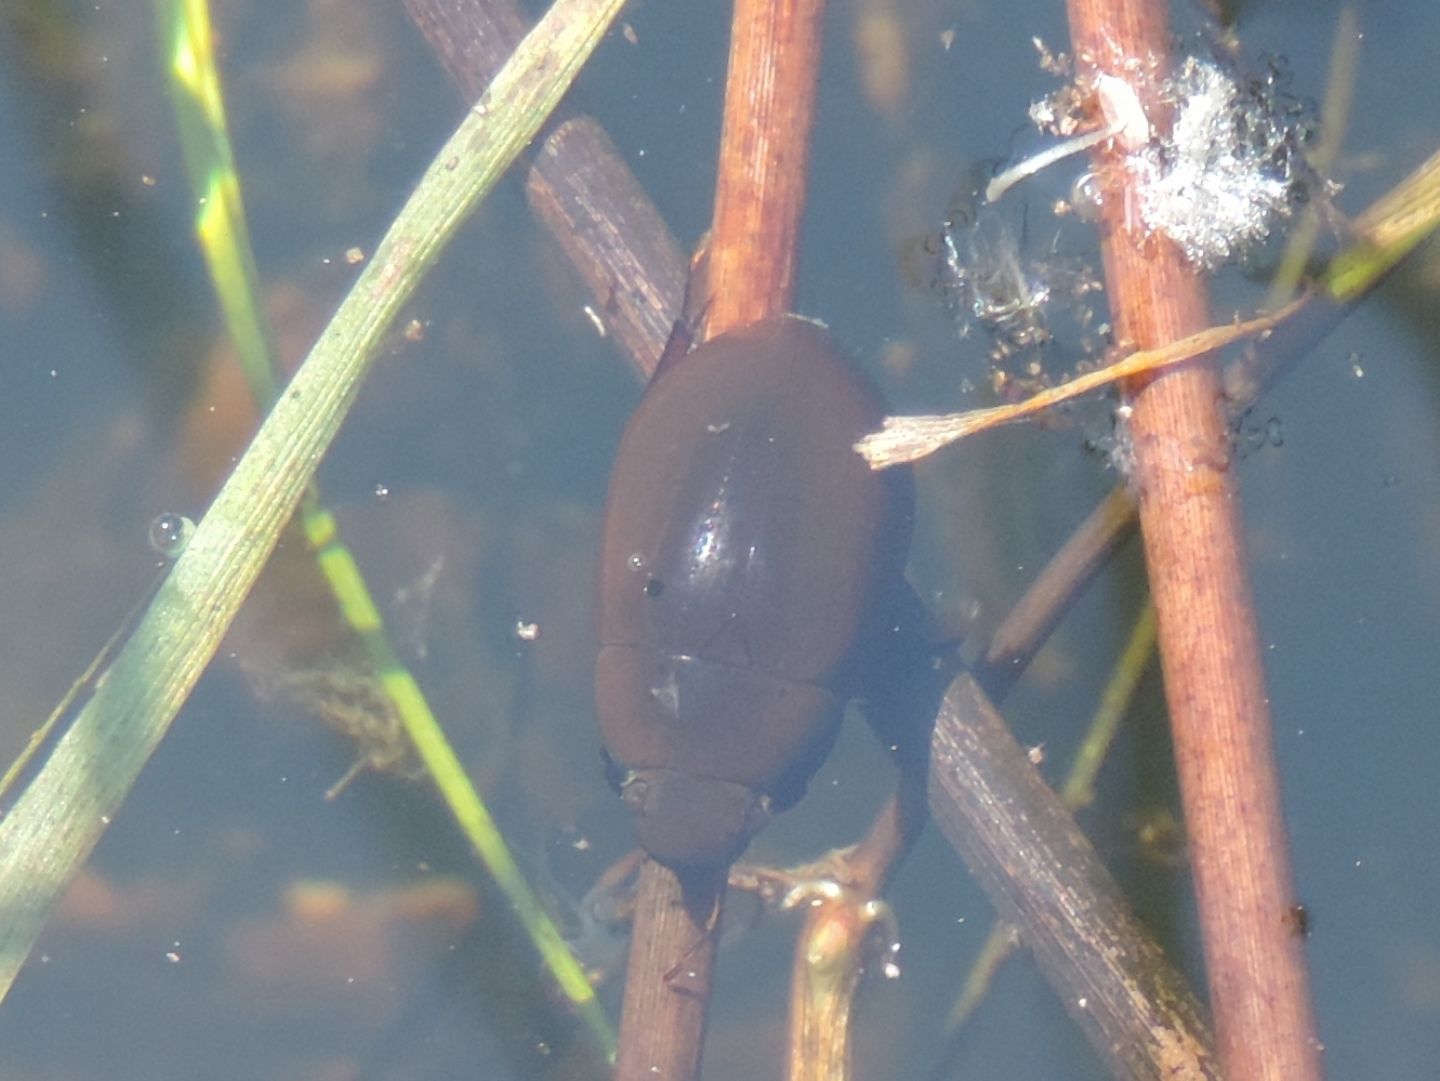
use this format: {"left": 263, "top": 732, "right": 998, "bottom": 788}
{"left": 1069, "top": 172, "right": 1104, "bottom": 222}
{"left": 149, "top": 513, "right": 195, "bottom": 559}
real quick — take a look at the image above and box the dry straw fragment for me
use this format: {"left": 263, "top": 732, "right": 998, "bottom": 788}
{"left": 855, "top": 296, "right": 1308, "bottom": 469}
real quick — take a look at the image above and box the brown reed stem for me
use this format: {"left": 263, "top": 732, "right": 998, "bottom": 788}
{"left": 706, "top": 3, "right": 838, "bottom": 1077}
{"left": 928, "top": 672, "right": 1218, "bottom": 1081}
{"left": 979, "top": 486, "right": 1139, "bottom": 697}
{"left": 1062, "top": 3, "right": 1324, "bottom": 1079}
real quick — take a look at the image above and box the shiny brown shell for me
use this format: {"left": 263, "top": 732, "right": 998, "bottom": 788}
{"left": 596, "top": 316, "right": 913, "bottom": 867}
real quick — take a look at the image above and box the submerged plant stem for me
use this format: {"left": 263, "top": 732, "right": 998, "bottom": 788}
{"left": 402, "top": 0, "right": 688, "bottom": 380}
{"left": 928, "top": 673, "right": 1218, "bottom": 1081}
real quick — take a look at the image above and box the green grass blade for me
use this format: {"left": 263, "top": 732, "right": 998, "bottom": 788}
{"left": 0, "top": 0, "right": 628, "bottom": 1014}
{"left": 156, "top": 0, "right": 277, "bottom": 402}
{"left": 153, "top": 0, "right": 614, "bottom": 1046}
{"left": 1326, "top": 146, "right": 1440, "bottom": 302}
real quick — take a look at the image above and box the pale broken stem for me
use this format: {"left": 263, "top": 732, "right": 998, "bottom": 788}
{"left": 855, "top": 294, "right": 1309, "bottom": 469}
{"left": 788, "top": 896, "right": 899, "bottom": 1081}
{"left": 985, "top": 121, "right": 1122, "bottom": 204}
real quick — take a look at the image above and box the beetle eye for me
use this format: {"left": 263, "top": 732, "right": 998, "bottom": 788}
{"left": 643, "top": 577, "right": 665, "bottom": 598}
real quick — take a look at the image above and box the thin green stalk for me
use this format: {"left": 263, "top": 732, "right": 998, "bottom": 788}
{"left": 157, "top": 0, "right": 277, "bottom": 403}
{"left": 0, "top": 0, "right": 627, "bottom": 1037}
{"left": 1326, "top": 145, "right": 1440, "bottom": 301}
{"left": 1060, "top": 602, "right": 1157, "bottom": 811}
{"left": 1268, "top": 6, "right": 1358, "bottom": 305}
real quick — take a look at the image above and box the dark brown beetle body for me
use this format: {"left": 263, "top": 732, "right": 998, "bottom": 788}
{"left": 596, "top": 316, "right": 914, "bottom": 868}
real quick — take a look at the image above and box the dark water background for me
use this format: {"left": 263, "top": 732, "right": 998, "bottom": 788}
{"left": 0, "top": 0, "right": 1437, "bottom": 1078}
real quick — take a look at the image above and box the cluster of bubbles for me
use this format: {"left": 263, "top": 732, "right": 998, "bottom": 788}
{"left": 937, "top": 168, "right": 1109, "bottom": 401}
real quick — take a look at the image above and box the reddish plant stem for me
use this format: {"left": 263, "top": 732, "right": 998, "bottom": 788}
{"left": 705, "top": 0, "right": 827, "bottom": 333}
{"left": 1062, "top": 3, "right": 1323, "bottom": 1080}
{"left": 615, "top": 1, "right": 830, "bottom": 1079}
{"left": 613, "top": 861, "right": 727, "bottom": 1081}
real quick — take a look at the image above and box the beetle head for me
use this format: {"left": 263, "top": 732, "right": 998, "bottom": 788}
{"left": 619, "top": 767, "right": 771, "bottom": 869}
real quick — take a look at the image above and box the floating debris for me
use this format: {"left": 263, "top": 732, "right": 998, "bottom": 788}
{"left": 1126, "top": 54, "right": 1320, "bottom": 269}
{"left": 1007, "top": 41, "right": 1325, "bottom": 270}
{"left": 856, "top": 297, "right": 1306, "bottom": 468}
{"left": 902, "top": 32, "right": 1329, "bottom": 468}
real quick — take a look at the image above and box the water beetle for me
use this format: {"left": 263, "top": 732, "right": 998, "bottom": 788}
{"left": 596, "top": 315, "right": 914, "bottom": 869}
